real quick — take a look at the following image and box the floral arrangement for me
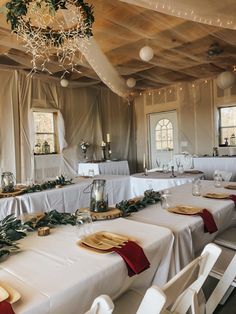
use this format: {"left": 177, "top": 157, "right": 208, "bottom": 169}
{"left": 80, "top": 140, "right": 90, "bottom": 158}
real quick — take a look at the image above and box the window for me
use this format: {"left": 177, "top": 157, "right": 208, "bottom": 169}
{"left": 155, "top": 118, "right": 173, "bottom": 150}
{"left": 33, "top": 111, "right": 58, "bottom": 154}
{"left": 219, "top": 106, "right": 236, "bottom": 146}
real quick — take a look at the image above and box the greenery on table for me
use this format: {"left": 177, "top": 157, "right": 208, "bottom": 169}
{"left": 24, "top": 175, "right": 73, "bottom": 193}
{"left": 116, "top": 190, "right": 161, "bottom": 216}
{"left": 0, "top": 189, "right": 161, "bottom": 262}
{"left": 0, "top": 210, "right": 77, "bottom": 262}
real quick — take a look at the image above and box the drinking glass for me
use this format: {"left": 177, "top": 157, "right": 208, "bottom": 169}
{"left": 88, "top": 169, "right": 95, "bottom": 177}
{"left": 162, "top": 164, "right": 169, "bottom": 173}
{"left": 176, "top": 158, "right": 181, "bottom": 172}
{"left": 160, "top": 189, "right": 172, "bottom": 209}
{"left": 192, "top": 178, "right": 201, "bottom": 196}
{"left": 214, "top": 174, "right": 223, "bottom": 188}
{"left": 75, "top": 209, "right": 93, "bottom": 239}
{"left": 156, "top": 157, "right": 161, "bottom": 168}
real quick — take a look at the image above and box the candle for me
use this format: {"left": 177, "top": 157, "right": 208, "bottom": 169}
{"left": 94, "top": 190, "right": 103, "bottom": 202}
{"left": 107, "top": 133, "right": 110, "bottom": 143}
{"left": 101, "top": 141, "right": 106, "bottom": 147}
{"left": 143, "top": 153, "right": 146, "bottom": 169}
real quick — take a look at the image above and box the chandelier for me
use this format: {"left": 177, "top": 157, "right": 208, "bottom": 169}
{"left": 5, "top": 0, "right": 94, "bottom": 75}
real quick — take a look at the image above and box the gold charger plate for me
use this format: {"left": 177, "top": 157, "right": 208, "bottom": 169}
{"left": 203, "top": 193, "right": 229, "bottom": 199}
{"left": 78, "top": 231, "right": 132, "bottom": 253}
{"left": 225, "top": 185, "right": 236, "bottom": 190}
{"left": 168, "top": 205, "right": 203, "bottom": 215}
{"left": 0, "top": 283, "right": 21, "bottom": 304}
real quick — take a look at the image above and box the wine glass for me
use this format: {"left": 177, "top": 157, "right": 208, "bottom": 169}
{"left": 176, "top": 158, "right": 181, "bottom": 172}
{"left": 156, "top": 157, "right": 161, "bottom": 169}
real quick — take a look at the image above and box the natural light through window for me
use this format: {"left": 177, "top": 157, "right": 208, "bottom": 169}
{"left": 219, "top": 106, "right": 236, "bottom": 146}
{"left": 33, "top": 111, "right": 57, "bottom": 154}
{"left": 155, "top": 118, "right": 173, "bottom": 150}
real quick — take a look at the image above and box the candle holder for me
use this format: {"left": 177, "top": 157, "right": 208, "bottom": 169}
{"left": 90, "top": 179, "right": 108, "bottom": 212}
{"left": 170, "top": 166, "right": 176, "bottom": 178}
{"left": 101, "top": 146, "right": 107, "bottom": 161}
{"left": 107, "top": 142, "right": 112, "bottom": 160}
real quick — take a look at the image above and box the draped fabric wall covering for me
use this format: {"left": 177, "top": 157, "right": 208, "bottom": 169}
{"left": 0, "top": 69, "right": 136, "bottom": 182}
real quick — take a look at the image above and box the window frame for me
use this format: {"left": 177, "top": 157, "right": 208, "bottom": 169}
{"left": 155, "top": 118, "right": 174, "bottom": 151}
{"left": 218, "top": 105, "right": 236, "bottom": 146}
{"left": 33, "top": 109, "right": 59, "bottom": 155}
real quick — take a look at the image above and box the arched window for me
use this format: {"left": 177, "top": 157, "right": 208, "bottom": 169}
{"left": 155, "top": 119, "right": 173, "bottom": 150}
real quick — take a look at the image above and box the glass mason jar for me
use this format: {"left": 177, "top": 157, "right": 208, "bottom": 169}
{"left": 75, "top": 208, "right": 93, "bottom": 239}
{"left": 90, "top": 179, "right": 108, "bottom": 212}
{"left": 1, "top": 172, "right": 15, "bottom": 193}
{"left": 214, "top": 173, "right": 223, "bottom": 188}
{"left": 192, "top": 177, "right": 201, "bottom": 196}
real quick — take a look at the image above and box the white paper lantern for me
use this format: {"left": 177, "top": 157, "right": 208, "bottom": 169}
{"left": 60, "top": 78, "right": 69, "bottom": 87}
{"left": 126, "top": 78, "right": 136, "bottom": 88}
{"left": 216, "top": 71, "right": 235, "bottom": 89}
{"left": 139, "top": 46, "right": 154, "bottom": 62}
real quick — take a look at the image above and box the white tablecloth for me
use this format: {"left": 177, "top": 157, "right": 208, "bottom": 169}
{"left": 0, "top": 219, "right": 174, "bottom": 314}
{"left": 129, "top": 180, "right": 236, "bottom": 273}
{"left": 0, "top": 197, "right": 19, "bottom": 220}
{"left": 130, "top": 172, "right": 204, "bottom": 196}
{"left": 193, "top": 157, "right": 236, "bottom": 180}
{"left": 78, "top": 161, "right": 130, "bottom": 176}
{"left": 17, "top": 175, "right": 132, "bottom": 216}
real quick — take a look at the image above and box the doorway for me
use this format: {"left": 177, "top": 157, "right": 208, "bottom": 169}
{"left": 149, "top": 110, "right": 179, "bottom": 168}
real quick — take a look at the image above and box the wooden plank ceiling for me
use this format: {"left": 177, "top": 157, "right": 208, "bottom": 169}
{"left": 0, "top": 0, "right": 235, "bottom": 91}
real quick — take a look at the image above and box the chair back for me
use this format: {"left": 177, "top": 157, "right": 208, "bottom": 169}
{"left": 136, "top": 286, "right": 166, "bottom": 314}
{"left": 85, "top": 295, "right": 114, "bottom": 314}
{"left": 214, "top": 170, "right": 232, "bottom": 182}
{"left": 163, "top": 243, "right": 222, "bottom": 309}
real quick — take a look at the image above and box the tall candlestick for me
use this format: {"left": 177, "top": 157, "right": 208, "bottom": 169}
{"left": 143, "top": 153, "right": 146, "bottom": 169}
{"left": 107, "top": 133, "right": 110, "bottom": 143}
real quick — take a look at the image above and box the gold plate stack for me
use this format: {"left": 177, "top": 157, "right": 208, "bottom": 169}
{"left": 168, "top": 205, "right": 203, "bottom": 215}
{"left": 203, "top": 193, "right": 229, "bottom": 199}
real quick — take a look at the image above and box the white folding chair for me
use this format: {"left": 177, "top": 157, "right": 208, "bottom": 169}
{"left": 84, "top": 295, "right": 114, "bottom": 314}
{"left": 214, "top": 170, "right": 232, "bottom": 182}
{"left": 113, "top": 243, "right": 221, "bottom": 314}
{"left": 207, "top": 247, "right": 236, "bottom": 313}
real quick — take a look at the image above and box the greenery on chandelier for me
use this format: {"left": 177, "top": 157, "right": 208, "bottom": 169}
{"left": 24, "top": 175, "right": 73, "bottom": 193}
{"left": 5, "top": 0, "right": 95, "bottom": 44}
{"left": 116, "top": 190, "right": 161, "bottom": 216}
{"left": 0, "top": 189, "right": 161, "bottom": 262}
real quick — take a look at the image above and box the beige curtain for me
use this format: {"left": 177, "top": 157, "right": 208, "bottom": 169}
{"left": 0, "top": 69, "right": 137, "bottom": 182}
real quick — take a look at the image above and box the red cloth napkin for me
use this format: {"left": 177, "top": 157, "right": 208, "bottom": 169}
{"left": 198, "top": 209, "right": 218, "bottom": 234}
{"left": 0, "top": 301, "right": 15, "bottom": 314}
{"left": 111, "top": 241, "right": 150, "bottom": 277}
{"left": 229, "top": 194, "right": 236, "bottom": 205}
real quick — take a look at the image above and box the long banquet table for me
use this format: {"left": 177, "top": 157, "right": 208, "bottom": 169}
{"left": 1, "top": 218, "right": 174, "bottom": 314}
{"left": 128, "top": 180, "right": 236, "bottom": 273}
{"left": 0, "top": 175, "right": 132, "bottom": 219}
{"left": 130, "top": 171, "right": 204, "bottom": 196}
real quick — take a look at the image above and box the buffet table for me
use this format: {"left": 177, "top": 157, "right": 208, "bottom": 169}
{"left": 193, "top": 157, "right": 236, "bottom": 180}
{"left": 78, "top": 160, "right": 130, "bottom": 176}
{"left": 129, "top": 180, "right": 236, "bottom": 273}
{"left": 130, "top": 171, "right": 204, "bottom": 196}
{"left": 1, "top": 219, "right": 174, "bottom": 314}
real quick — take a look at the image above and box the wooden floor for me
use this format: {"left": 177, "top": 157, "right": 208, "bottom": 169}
{"left": 203, "top": 277, "right": 236, "bottom": 313}
{"left": 214, "top": 289, "right": 236, "bottom": 313}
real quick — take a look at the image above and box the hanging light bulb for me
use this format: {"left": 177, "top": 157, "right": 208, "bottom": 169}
{"left": 216, "top": 71, "right": 235, "bottom": 89}
{"left": 139, "top": 46, "right": 154, "bottom": 62}
{"left": 126, "top": 78, "right": 136, "bottom": 88}
{"left": 60, "top": 78, "right": 69, "bottom": 87}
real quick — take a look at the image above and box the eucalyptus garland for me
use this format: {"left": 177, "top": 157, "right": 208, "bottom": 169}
{"left": 5, "top": 0, "right": 94, "bottom": 43}
{"left": 24, "top": 175, "right": 73, "bottom": 193}
{"left": 0, "top": 210, "right": 77, "bottom": 261}
{"left": 116, "top": 190, "right": 161, "bottom": 216}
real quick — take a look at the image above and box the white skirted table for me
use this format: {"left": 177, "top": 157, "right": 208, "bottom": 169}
{"left": 16, "top": 175, "right": 131, "bottom": 216}
{"left": 193, "top": 157, "right": 236, "bottom": 180}
{"left": 1, "top": 219, "right": 174, "bottom": 314}
{"left": 130, "top": 171, "right": 204, "bottom": 196}
{"left": 78, "top": 160, "right": 130, "bottom": 176}
{"left": 128, "top": 180, "right": 236, "bottom": 273}
{"left": 0, "top": 175, "right": 131, "bottom": 219}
